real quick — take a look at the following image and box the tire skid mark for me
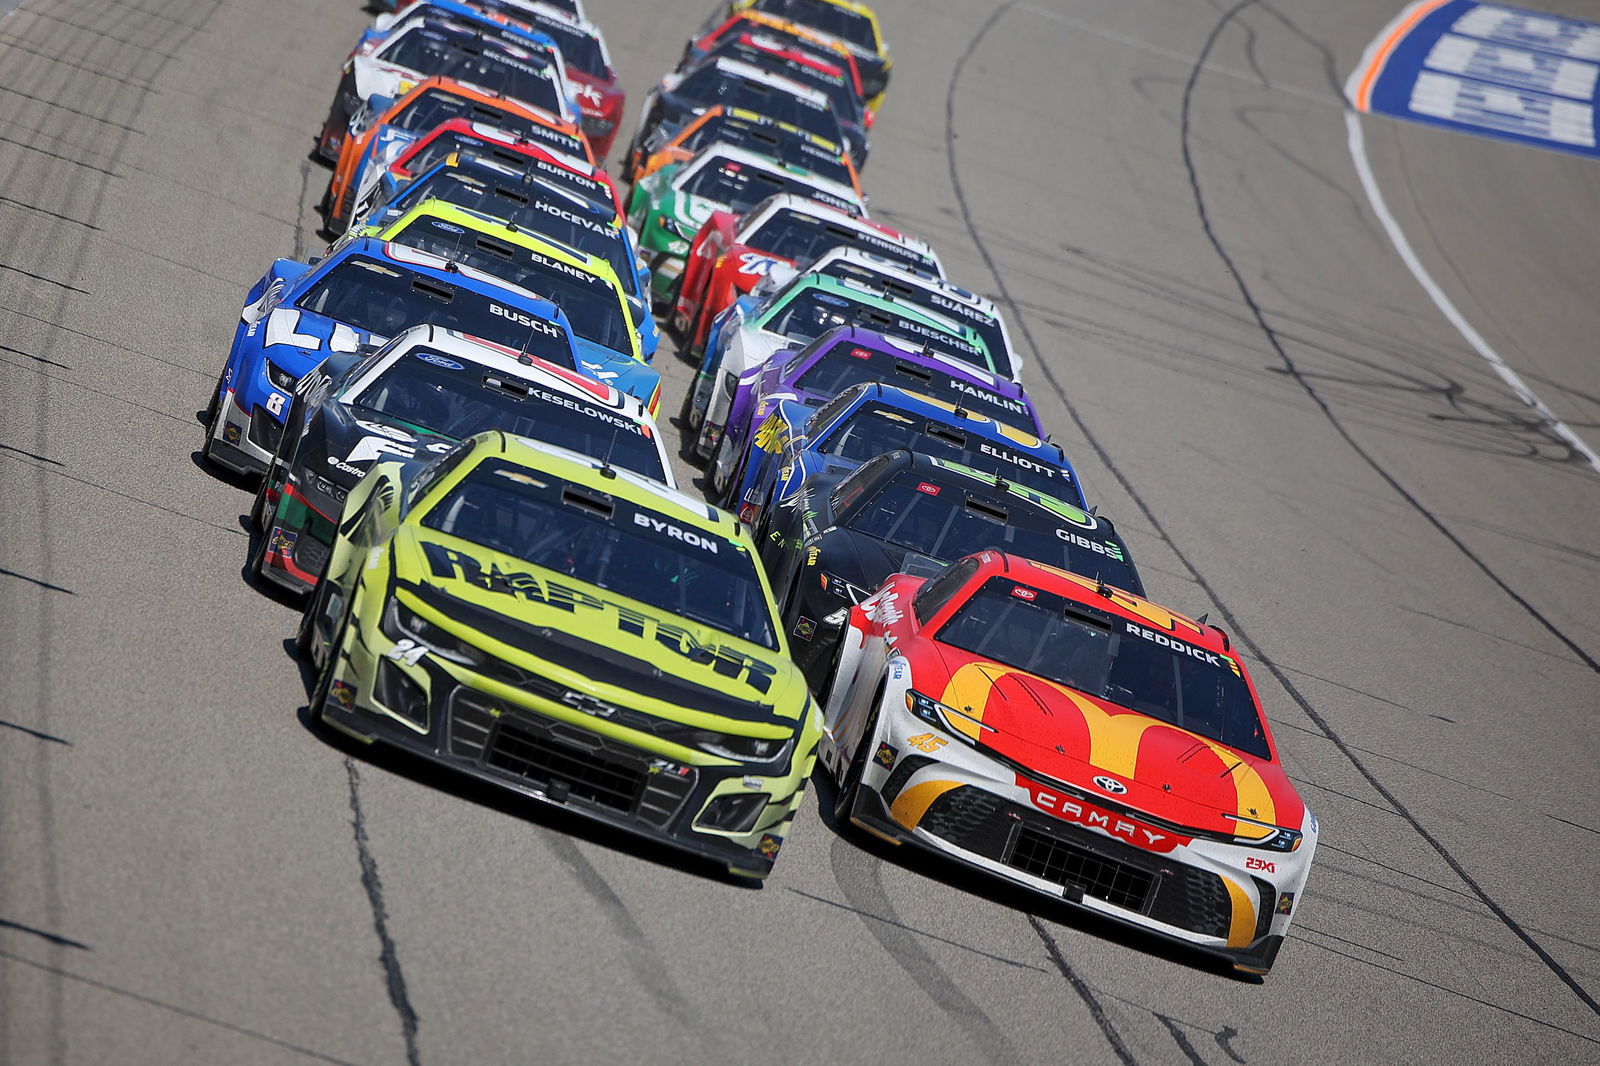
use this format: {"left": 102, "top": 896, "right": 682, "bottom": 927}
{"left": 0, "top": 83, "right": 143, "bottom": 132}
{"left": 1025, "top": 916, "right": 1138, "bottom": 1066}
{"left": 544, "top": 835, "right": 732, "bottom": 1062}
{"left": 946, "top": 0, "right": 1600, "bottom": 1027}
{"left": 828, "top": 837, "right": 1021, "bottom": 1066}
{"left": 343, "top": 759, "right": 422, "bottom": 1066}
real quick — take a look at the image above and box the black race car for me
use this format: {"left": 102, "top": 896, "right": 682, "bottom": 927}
{"left": 760, "top": 449, "right": 1143, "bottom": 693}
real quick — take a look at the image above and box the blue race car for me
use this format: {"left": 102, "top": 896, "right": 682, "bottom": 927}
{"left": 203, "top": 237, "right": 591, "bottom": 478}
{"left": 731, "top": 380, "right": 1083, "bottom": 532}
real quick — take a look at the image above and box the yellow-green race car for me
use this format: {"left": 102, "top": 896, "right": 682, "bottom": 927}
{"left": 298, "top": 430, "right": 822, "bottom": 880}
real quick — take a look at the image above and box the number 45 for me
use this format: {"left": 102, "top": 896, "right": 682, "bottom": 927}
{"left": 906, "top": 733, "right": 947, "bottom": 754}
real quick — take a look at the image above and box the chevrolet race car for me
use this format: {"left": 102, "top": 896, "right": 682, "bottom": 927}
{"left": 671, "top": 196, "right": 941, "bottom": 357}
{"left": 627, "top": 145, "right": 863, "bottom": 307}
{"left": 686, "top": 272, "right": 992, "bottom": 457}
{"left": 819, "top": 551, "right": 1316, "bottom": 974}
{"left": 251, "top": 324, "right": 671, "bottom": 595}
{"left": 684, "top": 10, "right": 866, "bottom": 108}
{"left": 624, "top": 55, "right": 844, "bottom": 179}
{"left": 297, "top": 430, "right": 824, "bottom": 880}
{"left": 325, "top": 77, "right": 590, "bottom": 231}
{"left": 731, "top": 381, "right": 1083, "bottom": 533}
{"left": 346, "top": 118, "right": 619, "bottom": 228}
{"left": 692, "top": 31, "right": 869, "bottom": 166}
{"left": 348, "top": 155, "right": 656, "bottom": 358}
{"left": 358, "top": 201, "right": 659, "bottom": 410}
{"left": 732, "top": 0, "right": 890, "bottom": 108}
{"left": 204, "top": 237, "right": 587, "bottom": 478}
{"left": 316, "top": 9, "right": 574, "bottom": 162}
{"left": 709, "top": 324, "right": 1039, "bottom": 498}
{"left": 627, "top": 106, "right": 859, "bottom": 195}
{"left": 758, "top": 450, "right": 1141, "bottom": 690}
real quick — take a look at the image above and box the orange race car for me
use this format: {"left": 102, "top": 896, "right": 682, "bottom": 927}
{"left": 323, "top": 75, "right": 591, "bottom": 231}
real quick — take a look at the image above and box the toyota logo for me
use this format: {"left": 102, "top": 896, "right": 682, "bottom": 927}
{"left": 1092, "top": 775, "right": 1127, "bottom": 795}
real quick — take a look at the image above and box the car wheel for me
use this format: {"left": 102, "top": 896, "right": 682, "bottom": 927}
{"left": 250, "top": 467, "right": 275, "bottom": 531}
{"left": 833, "top": 695, "right": 881, "bottom": 825}
{"left": 306, "top": 611, "right": 349, "bottom": 724}
{"left": 205, "top": 366, "right": 228, "bottom": 425}
{"left": 710, "top": 433, "right": 741, "bottom": 504}
{"left": 295, "top": 573, "right": 334, "bottom": 661}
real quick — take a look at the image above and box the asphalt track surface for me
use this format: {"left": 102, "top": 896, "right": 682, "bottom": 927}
{"left": 1, "top": 1, "right": 1598, "bottom": 1063}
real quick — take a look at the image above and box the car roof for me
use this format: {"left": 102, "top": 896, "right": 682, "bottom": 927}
{"left": 741, "top": 193, "right": 936, "bottom": 259}
{"left": 332, "top": 235, "right": 571, "bottom": 316}
{"left": 822, "top": 381, "right": 1056, "bottom": 454}
{"left": 379, "top": 199, "right": 621, "bottom": 284}
{"left": 676, "top": 144, "right": 863, "bottom": 208}
{"left": 686, "top": 55, "right": 832, "bottom": 107}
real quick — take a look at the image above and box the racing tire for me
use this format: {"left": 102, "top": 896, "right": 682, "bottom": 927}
{"left": 710, "top": 432, "right": 742, "bottom": 505}
{"left": 295, "top": 574, "right": 334, "bottom": 661}
{"left": 249, "top": 467, "right": 275, "bottom": 532}
{"left": 204, "top": 366, "right": 227, "bottom": 425}
{"left": 832, "top": 692, "right": 882, "bottom": 826}
{"left": 306, "top": 611, "right": 349, "bottom": 727}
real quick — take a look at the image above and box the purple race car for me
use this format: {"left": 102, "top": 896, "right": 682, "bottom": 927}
{"left": 707, "top": 324, "right": 1040, "bottom": 504}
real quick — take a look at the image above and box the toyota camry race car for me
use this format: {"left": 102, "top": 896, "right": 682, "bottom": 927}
{"left": 687, "top": 272, "right": 992, "bottom": 457}
{"left": 627, "top": 145, "right": 863, "bottom": 306}
{"left": 670, "top": 194, "right": 939, "bottom": 356}
{"left": 819, "top": 551, "right": 1317, "bottom": 974}
{"left": 298, "top": 430, "right": 824, "bottom": 881}
{"left": 732, "top": 0, "right": 890, "bottom": 108}
{"left": 758, "top": 450, "right": 1140, "bottom": 689}
{"left": 683, "top": 10, "right": 867, "bottom": 110}
{"left": 251, "top": 324, "right": 672, "bottom": 594}
{"left": 204, "top": 237, "right": 587, "bottom": 478}
{"left": 730, "top": 381, "right": 1082, "bottom": 532}
{"left": 709, "top": 325, "right": 1038, "bottom": 498}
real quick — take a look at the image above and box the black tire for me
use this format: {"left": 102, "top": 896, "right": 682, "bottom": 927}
{"left": 710, "top": 433, "right": 742, "bottom": 506}
{"left": 833, "top": 697, "right": 881, "bottom": 825}
{"left": 813, "top": 626, "right": 850, "bottom": 708}
{"left": 306, "top": 611, "right": 349, "bottom": 724}
{"left": 204, "top": 365, "right": 227, "bottom": 425}
{"left": 295, "top": 573, "right": 334, "bottom": 660}
{"left": 250, "top": 467, "right": 275, "bottom": 531}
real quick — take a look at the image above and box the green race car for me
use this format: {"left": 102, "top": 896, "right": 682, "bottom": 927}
{"left": 626, "top": 142, "right": 864, "bottom": 308}
{"left": 298, "top": 430, "right": 823, "bottom": 879}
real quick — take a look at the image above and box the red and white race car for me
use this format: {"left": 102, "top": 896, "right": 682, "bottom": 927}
{"left": 669, "top": 192, "right": 940, "bottom": 354}
{"left": 819, "top": 550, "right": 1318, "bottom": 976}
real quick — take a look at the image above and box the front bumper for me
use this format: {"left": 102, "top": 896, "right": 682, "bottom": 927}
{"left": 259, "top": 479, "right": 340, "bottom": 595}
{"left": 317, "top": 621, "right": 809, "bottom": 878}
{"left": 843, "top": 696, "right": 1309, "bottom": 971}
{"left": 206, "top": 389, "right": 281, "bottom": 477}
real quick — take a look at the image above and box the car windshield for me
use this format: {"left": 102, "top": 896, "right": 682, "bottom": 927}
{"left": 346, "top": 348, "right": 663, "bottom": 479}
{"left": 422, "top": 459, "right": 776, "bottom": 647}
{"left": 749, "top": 0, "right": 878, "bottom": 51}
{"left": 748, "top": 209, "right": 936, "bottom": 273}
{"left": 296, "top": 254, "right": 575, "bottom": 364}
{"left": 378, "top": 30, "right": 562, "bottom": 114}
{"left": 937, "top": 577, "right": 1268, "bottom": 758}
{"left": 398, "top": 171, "right": 636, "bottom": 296}
{"left": 679, "top": 155, "right": 854, "bottom": 216}
{"left": 707, "top": 41, "right": 861, "bottom": 118}
{"left": 387, "top": 219, "right": 633, "bottom": 352}
{"left": 818, "top": 402, "right": 1070, "bottom": 496}
{"left": 763, "top": 288, "right": 985, "bottom": 371}
{"left": 525, "top": 15, "right": 608, "bottom": 77}
{"left": 792, "top": 338, "right": 1030, "bottom": 428}
{"left": 813, "top": 261, "right": 1012, "bottom": 377}
{"left": 844, "top": 473, "right": 1141, "bottom": 592}
{"left": 674, "top": 66, "right": 843, "bottom": 143}
{"left": 679, "top": 120, "right": 853, "bottom": 187}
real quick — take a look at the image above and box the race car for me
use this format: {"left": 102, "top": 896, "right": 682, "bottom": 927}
{"left": 316, "top": 7, "right": 574, "bottom": 162}
{"left": 670, "top": 194, "right": 941, "bottom": 356}
{"left": 325, "top": 76, "right": 590, "bottom": 231}
{"left": 624, "top": 55, "right": 844, "bottom": 179}
{"left": 627, "top": 144, "right": 863, "bottom": 307}
{"left": 357, "top": 201, "right": 660, "bottom": 409}
{"left": 690, "top": 29, "right": 869, "bottom": 166}
{"left": 390, "top": 0, "right": 585, "bottom": 18}
{"left": 708, "top": 324, "right": 1038, "bottom": 498}
{"left": 627, "top": 106, "right": 859, "bottom": 195}
{"left": 250, "top": 324, "right": 672, "bottom": 595}
{"left": 758, "top": 450, "right": 1140, "bottom": 690}
{"left": 683, "top": 9, "right": 867, "bottom": 111}
{"left": 512, "top": 3, "right": 627, "bottom": 157}
{"left": 818, "top": 551, "right": 1316, "bottom": 974}
{"left": 686, "top": 272, "right": 993, "bottom": 457}
{"left": 730, "top": 381, "right": 1083, "bottom": 533}
{"left": 732, "top": 0, "right": 891, "bottom": 109}
{"left": 348, "top": 154, "right": 656, "bottom": 358}
{"left": 203, "top": 237, "right": 592, "bottom": 479}
{"left": 297, "top": 430, "right": 823, "bottom": 881}
{"left": 345, "top": 117, "right": 618, "bottom": 228}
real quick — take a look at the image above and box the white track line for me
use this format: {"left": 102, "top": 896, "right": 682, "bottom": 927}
{"left": 1344, "top": 109, "right": 1600, "bottom": 475}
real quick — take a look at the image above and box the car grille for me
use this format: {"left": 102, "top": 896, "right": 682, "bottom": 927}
{"left": 448, "top": 691, "right": 695, "bottom": 827}
{"left": 1008, "top": 826, "right": 1155, "bottom": 912}
{"left": 918, "top": 786, "right": 1237, "bottom": 936}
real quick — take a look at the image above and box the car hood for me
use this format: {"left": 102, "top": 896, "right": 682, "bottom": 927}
{"left": 908, "top": 640, "right": 1302, "bottom": 838}
{"left": 393, "top": 527, "right": 810, "bottom": 729}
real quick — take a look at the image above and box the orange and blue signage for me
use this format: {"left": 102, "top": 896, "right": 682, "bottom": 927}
{"left": 1349, "top": 1, "right": 1600, "bottom": 158}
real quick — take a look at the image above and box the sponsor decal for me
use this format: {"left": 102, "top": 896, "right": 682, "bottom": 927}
{"left": 1011, "top": 586, "right": 1037, "bottom": 601}
{"left": 757, "top": 833, "right": 783, "bottom": 858}
{"left": 416, "top": 352, "right": 464, "bottom": 370}
{"left": 423, "top": 543, "right": 777, "bottom": 694}
{"left": 977, "top": 442, "right": 1058, "bottom": 478}
{"left": 268, "top": 526, "right": 298, "bottom": 556}
{"left": 793, "top": 616, "right": 815, "bottom": 641}
{"left": 874, "top": 741, "right": 898, "bottom": 769}
{"left": 428, "top": 221, "right": 467, "bottom": 234}
{"left": 906, "top": 733, "right": 947, "bottom": 754}
{"left": 812, "top": 292, "right": 850, "bottom": 307}
{"left": 1092, "top": 775, "right": 1127, "bottom": 795}
{"left": 648, "top": 758, "right": 693, "bottom": 777}
{"left": 534, "top": 200, "right": 612, "bottom": 234}
{"left": 804, "top": 546, "right": 820, "bottom": 566}
{"left": 1018, "top": 776, "right": 1185, "bottom": 852}
{"left": 915, "top": 482, "right": 940, "bottom": 496}
{"left": 489, "top": 303, "right": 565, "bottom": 337}
{"left": 1246, "top": 856, "right": 1277, "bottom": 873}
{"left": 1276, "top": 891, "right": 1295, "bottom": 916}
{"left": 1055, "top": 528, "right": 1125, "bottom": 560}
{"left": 330, "top": 680, "right": 356, "bottom": 709}
{"left": 849, "top": 347, "right": 874, "bottom": 359}
{"left": 632, "top": 513, "right": 720, "bottom": 553}
{"left": 1124, "top": 623, "right": 1226, "bottom": 668}
{"left": 946, "top": 379, "right": 1027, "bottom": 413}
{"left": 737, "top": 252, "right": 779, "bottom": 277}
{"left": 223, "top": 424, "right": 242, "bottom": 445}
